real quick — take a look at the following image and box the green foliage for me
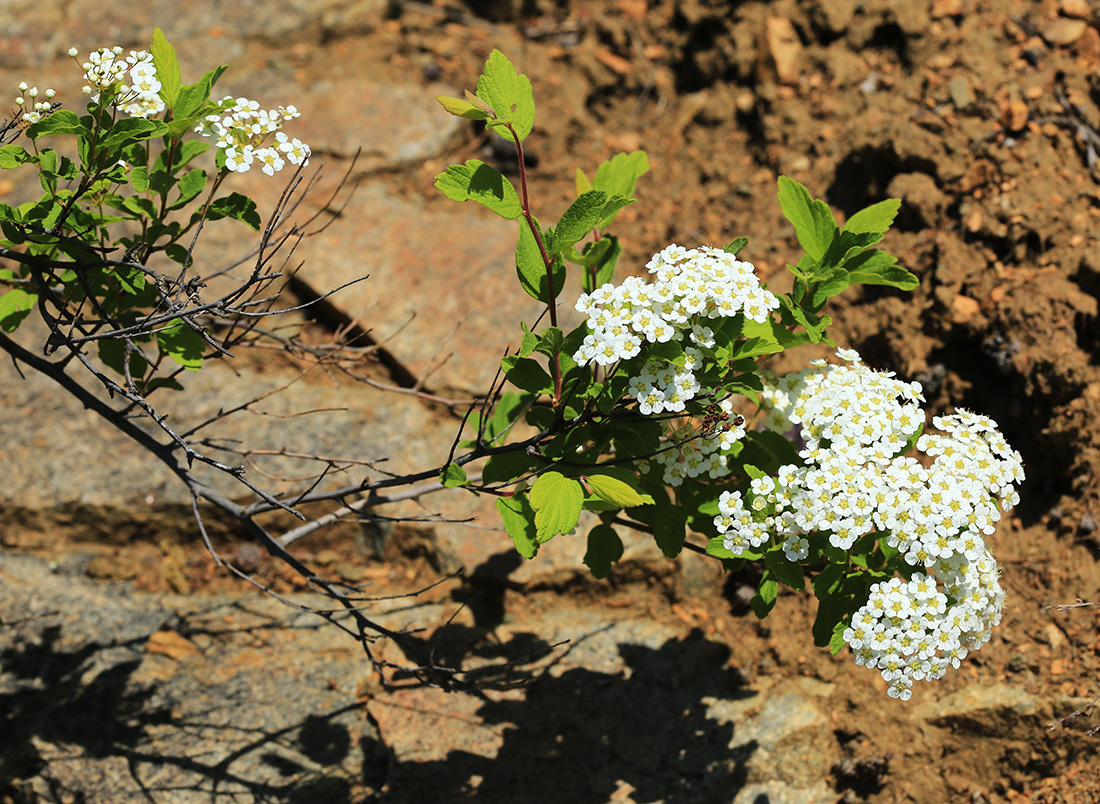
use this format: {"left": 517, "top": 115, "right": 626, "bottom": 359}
{"left": 0, "top": 39, "right": 935, "bottom": 681}
{"left": 434, "top": 160, "right": 522, "bottom": 220}
{"left": 583, "top": 523, "right": 623, "bottom": 579}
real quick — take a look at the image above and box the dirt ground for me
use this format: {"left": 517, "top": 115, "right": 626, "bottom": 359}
{"left": 6, "top": 0, "right": 1100, "bottom": 802}
{"left": 386, "top": 3, "right": 1100, "bottom": 798}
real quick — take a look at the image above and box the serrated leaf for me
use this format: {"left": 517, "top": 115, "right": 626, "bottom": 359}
{"left": 585, "top": 470, "right": 654, "bottom": 509}
{"left": 502, "top": 354, "right": 553, "bottom": 394}
{"left": 529, "top": 470, "right": 583, "bottom": 543}
{"left": 723, "top": 237, "right": 749, "bottom": 256}
{"left": 174, "top": 64, "right": 228, "bottom": 119}
{"left": 777, "top": 176, "right": 836, "bottom": 262}
{"left": 440, "top": 463, "right": 468, "bottom": 488}
{"left": 750, "top": 572, "right": 779, "bottom": 619}
{"left": 575, "top": 167, "right": 593, "bottom": 196}
{"left": 157, "top": 318, "right": 204, "bottom": 371}
{"left": 483, "top": 450, "right": 536, "bottom": 484}
{"left": 553, "top": 190, "right": 607, "bottom": 252}
{"left": 829, "top": 620, "right": 848, "bottom": 655}
{"left": 0, "top": 288, "right": 35, "bottom": 332}
{"left": 810, "top": 269, "right": 851, "bottom": 307}
{"left": 578, "top": 235, "right": 621, "bottom": 294}
{"left": 0, "top": 144, "right": 34, "bottom": 169}
{"left": 475, "top": 50, "right": 536, "bottom": 142}
{"left": 592, "top": 150, "right": 649, "bottom": 200}
{"left": 169, "top": 168, "right": 207, "bottom": 211}
{"left": 765, "top": 548, "right": 805, "bottom": 590}
{"left": 435, "top": 160, "right": 522, "bottom": 219}
{"left": 130, "top": 166, "right": 150, "bottom": 193}
{"left": 100, "top": 118, "right": 169, "bottom": 151}
{"left": 435, "top": 95, "right": 491, "bottom": 120}
{"left": 654, "top": 506, "right": 688, "bottom": 558}
{"left": 535, "top": 326, "right": 564, "bottom": 356}
{"left": 516, "top": 218, "right": 565, "bottom": 303}
{"left": 583, "top": 523, "right": 623, "bottom": 579}
{"left": 497, "top": 495, "right": 539, "bottom": 559}
{"left": 26, "top": 110, "right": 85, "bottom": 139}
{"left": 151, "top": 28, "right": 182, "bottom": 110}
{"left": 843, "top": 197, "right": 901, "bottom": 236}
{"left": 204, "top": 192, "right": 260, "bottom": 230}
{"left": 845, "top": 249, "right": 919, "bottom": 291}
{"left": 98, "top": 338, "right": 149, "bottom": 379}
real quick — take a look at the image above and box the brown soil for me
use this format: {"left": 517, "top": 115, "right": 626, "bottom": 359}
{"left": 6, "top": 0, "right": 1100, "bottom": 802}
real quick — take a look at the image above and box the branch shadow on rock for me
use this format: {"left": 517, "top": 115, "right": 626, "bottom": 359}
{"left": 381, "top": 628, "right": 757, "bottom": 804}
{"left": 0, "top": 619, "right": 387, "bottom": 803}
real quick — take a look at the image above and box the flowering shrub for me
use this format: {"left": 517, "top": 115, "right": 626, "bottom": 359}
{"left": 0, "top": 37, "right": 1023, "bottom": 699}
{"left": 433, "top": 51, "right": 1023, "bottom": 699}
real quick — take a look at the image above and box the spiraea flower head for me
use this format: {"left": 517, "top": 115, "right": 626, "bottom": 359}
{"left": 709, "top": 348, "right": 1023, "bottom": 699}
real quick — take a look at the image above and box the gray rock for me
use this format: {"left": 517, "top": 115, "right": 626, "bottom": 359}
{"left": 1, "top": 550, "right": 846, "bottom": 804}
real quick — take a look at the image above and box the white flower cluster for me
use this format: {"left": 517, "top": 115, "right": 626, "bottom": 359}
{"left": 650, "top": 399, "right": 747, "bottom": 486}
{"left": 712, "top": 349, "right": 1023, "bottom": 699}
{"left": 194, "top": 97, "right": 310, "bottom": 175}
{"left": 70, "top": 47, "right": 166, "bottom": 118}
{"left": 13, "top": 81, "right": 56, "bottom": 125}
{"left": 574, "top": 244, "right": 779, "bottom": 412}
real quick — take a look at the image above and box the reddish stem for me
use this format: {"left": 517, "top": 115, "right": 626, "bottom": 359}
{"left": 509, "top": 124, "right": 562, "bottom": 404}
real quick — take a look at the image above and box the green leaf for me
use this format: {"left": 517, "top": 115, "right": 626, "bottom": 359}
{"left": 723, "top": 237, "right": 749, "bottom": 256}
{"left": 483, "top": 389, "right": 531, "bottom": 443}
{"left": 654, "top": 506, "right": 688, "bottom": 558}
{"left": 575, "top": 167, "right": 593, "bottom": 196}
{"left": 26, "top": 110, "right": 85, "bottom": 139}
{"left": 843, "top": 197, "right": 901, "bottom": 237}
{"left": 120, "top": 196, "right": 157, "bottom": 219}
{"left": 482, "top": 450, "right": 536, "bottom": 484}
{"left": 157, "top": 319, "right": 204, "bottom": 370}
{"left": 440, "top": 463, "right": 467, "bottom": 487}
{"left": 810, "top": 269, "right": 851, "bottom": 307}
{"left": 592, "top": 151, "right": 649, "bottom": 227}
{"left": 585, "top": 470, "right": 654, "bottom": 509}
{"left": 476, "top": 50, "right": 536, "bottom": 142}
{"left": 812, "top": 593, "right": 849, "bottom": 648}
{"left": 497, "top": 495, "right": 539, "bottom": 559}
{"left": 750, "top": 571, "right": 779, "bottom": 619}
{"left": 204, "top": 192, "right": 260, "bottom": 230}
{"left": 435, "top": 94, "right": 491, "bottom": 120}
{"left": 516, "top": 218, "right": 565, "bottom": 303}
{"left": 98, "top": 338, "right": 149, "bottom": 379}
{"left": 534, "top": 326, "right": 564, "bottom": 357}
{"left": 705, "top": 535, "right": 764, "bottom": 562}
{"left": 777, "top": 176, "right": 836, "bottom": 262}
{"left": 578, "top": 234, "right": 621, "bottom": 294}
{"left": 553, "top": 190, "right": 607, "bottom": 253}
{"left": 583, "top": 523, "right": 623, "bottom": 579}
{"left": 167, "top": 140, "right": 210, "bottom": 173}
{"left": 434, "top": 160, "right": 522, "bottom": 219}
{"left": 130, "top": 166, "right": 150, "bottom": 193}
{"left": 502, "top": 355, "right": 553, "bottom": 394}
{"left": 168, "top": 168, "right": 207, "bottom": 210}
{"left": 151, "top": 28, "right": 182, "bottom": 110}
{"left": 529, "top": 470, "right": 584, "bottom": 543}
{"left": 100, "top": 118, "right": 169, "bottom": 151}
{"left": 829, "top": 619, "right": 848, "bottom": 655}
{"left": 738, "top": 430, "right": 802, "bottom": 474}
{"left": 844, "top": 249, "right": 919, "bottom": 291}
{"left": 174, "top": 65, "right": 228, "bottom": 119}
{"left": 0, "top": 289, "right": 35, "bottom": 332}
{"left": 0, "top": 144, "right": 34, "bottom": 169}
{"left": 811, "top": 563, "right": 846, "bottom": 600}
{"left": 765, "top": 549, "right": 805, "bottom": 590}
